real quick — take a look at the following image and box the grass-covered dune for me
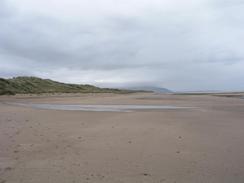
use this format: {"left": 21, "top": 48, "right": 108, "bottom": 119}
{"left": 0, "top": 76, "right": 135, "bottom": 95}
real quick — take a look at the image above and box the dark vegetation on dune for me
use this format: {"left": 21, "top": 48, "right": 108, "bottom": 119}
{"left": 0, "top": 76, "right": 136, "bottom": 95}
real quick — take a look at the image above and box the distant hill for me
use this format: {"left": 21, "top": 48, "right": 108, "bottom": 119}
{"left": 0, "top": 76, "right": 135, "bottom": 95}
{"left": 124, "top": 86, "right": 172, "bottom": 93}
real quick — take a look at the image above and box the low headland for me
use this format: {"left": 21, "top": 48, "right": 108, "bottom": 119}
{"left": 0, "top": 76, "right": 140, "bottom": 95}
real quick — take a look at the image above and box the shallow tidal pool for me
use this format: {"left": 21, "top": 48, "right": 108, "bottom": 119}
{"left": 7, "top": 102, "right": 194, "bottom": 112}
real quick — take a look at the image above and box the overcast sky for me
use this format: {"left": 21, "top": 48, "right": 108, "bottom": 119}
{"left": 0, "top": 0, "right": 244, "bottom": 91}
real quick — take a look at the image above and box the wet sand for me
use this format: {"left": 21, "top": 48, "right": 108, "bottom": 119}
{"left": 1, "top": 93, "right": 244, "bottom": 183}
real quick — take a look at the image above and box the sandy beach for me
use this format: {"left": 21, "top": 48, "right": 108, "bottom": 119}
{"left": 1, "top": 93, "right": 244, "bottom": 183}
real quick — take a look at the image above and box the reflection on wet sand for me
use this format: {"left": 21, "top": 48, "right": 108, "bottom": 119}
{"left": 7, "top": 102, "right": 194, "bottom": 112}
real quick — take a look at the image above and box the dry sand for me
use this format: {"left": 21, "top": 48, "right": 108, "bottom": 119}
{"left": 0, "top": 93, "right": 244, "bottom": 183}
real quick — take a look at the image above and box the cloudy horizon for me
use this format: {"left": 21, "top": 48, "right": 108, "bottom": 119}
{"left": 1, "top": 0, "right": 244, "bottom": 91}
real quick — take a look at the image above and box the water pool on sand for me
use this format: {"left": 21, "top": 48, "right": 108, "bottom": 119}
{"left": 7, "top": 103, "right": 194, "bottom": 112}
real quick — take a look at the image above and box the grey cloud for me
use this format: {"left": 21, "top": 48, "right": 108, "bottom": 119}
{"left": 0, "top": 1, "right": 10, "bottom": 17}
{"left": 0, "top": 12, "right": 143, "bottom": 70}
{"left": 0, "top": 0, "right": 244, "bottom": 91}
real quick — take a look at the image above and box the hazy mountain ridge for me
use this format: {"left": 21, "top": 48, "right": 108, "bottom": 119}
{"left": 124, "top": 86, "right": 172, "bottom": 93}
{"left": 0, "top": 76, "right": 135, "bottom": 95}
